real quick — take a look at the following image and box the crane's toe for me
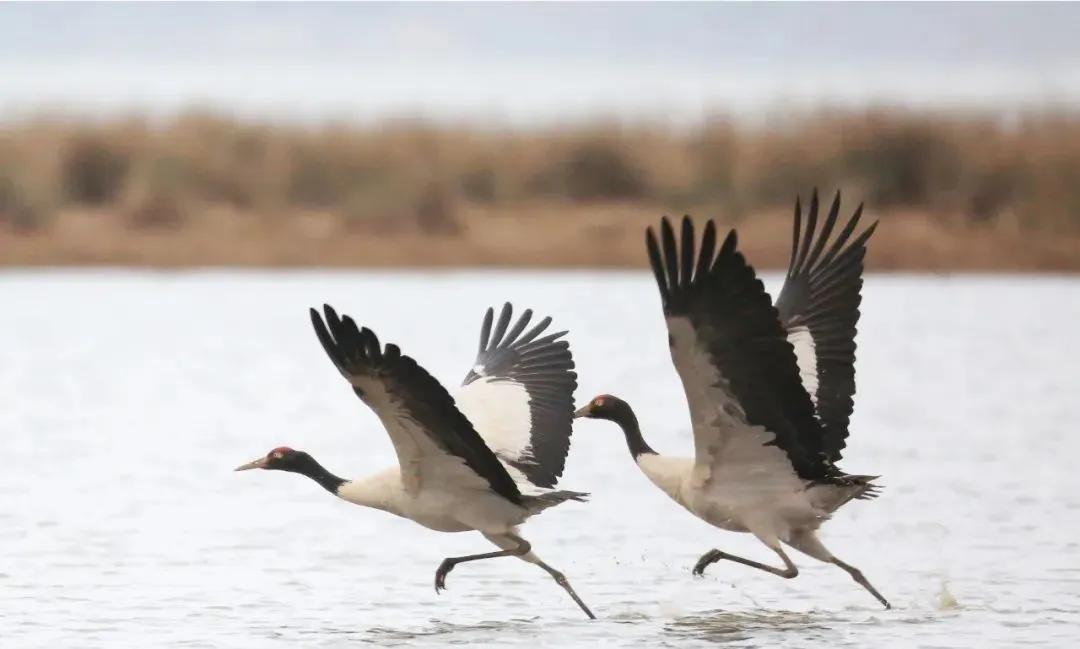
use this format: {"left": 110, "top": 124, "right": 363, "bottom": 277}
{"left": 693, "top": 549, "right": 723, "bottom": 576}
{"left": 434, "top": 558, "right": 456, "bottom": 593}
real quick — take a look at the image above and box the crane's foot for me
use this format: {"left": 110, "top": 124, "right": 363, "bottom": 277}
{"left": 434, "top": 558, "right": 456, "bottom": 593}
{"left": 693, "top": 549, "right": 723, "bottom": 577}
{"left": 551, "top": 570, "right": 597, "bottom": 620}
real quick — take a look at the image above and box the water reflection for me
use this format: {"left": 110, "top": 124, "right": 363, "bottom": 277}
{"left": 362, "top": 617, "right": 543, "bottom": 644}
{"left": 665, "top": 610, "right": 834, "bottom": 644}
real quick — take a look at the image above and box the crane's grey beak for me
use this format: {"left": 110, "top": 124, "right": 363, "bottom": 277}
{"left": 234, "top": 457, "right": 269, "bottom": 471}
{"left": 573, "top": 405, "right": 592, "bottom": 419}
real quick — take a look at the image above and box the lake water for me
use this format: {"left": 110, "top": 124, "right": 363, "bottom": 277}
{"left": 2, "top": 271, "right": 1078, "bottom": 647}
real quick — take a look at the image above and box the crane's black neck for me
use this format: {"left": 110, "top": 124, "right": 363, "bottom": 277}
{"left": 280, "top": 453, "right": 347, "bottom": 494}
{"left": 603, "top": 399, "right": 656, "bottom": 459}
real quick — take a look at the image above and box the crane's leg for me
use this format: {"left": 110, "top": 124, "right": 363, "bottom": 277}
{"left": 481, "top": 532, "right": 596, "bottom": 620}
{"left": 787, "top": 530, "right": 891, "bottom": 609}
{"left": 530, "top": 559, "right": 596, "bottom": 620}
{"left": 832, "top": 556, "right": 891, "bottom": 609}
{"left": 434, "top": 533, "right": 530, "bottom": 593}
{"left": 692, "top": 542, "right": 798, "bottom": 579}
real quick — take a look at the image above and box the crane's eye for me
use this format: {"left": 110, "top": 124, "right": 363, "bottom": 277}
{"left": 271, "top": 451, "right": 284, "bottom": 460}
{"left": 594, "top": 397, "right": 605, "bottom": 408}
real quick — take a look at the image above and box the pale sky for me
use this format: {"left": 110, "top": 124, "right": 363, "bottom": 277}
{"left": 2, "top": 2, "right": 1078, "bottom": 125}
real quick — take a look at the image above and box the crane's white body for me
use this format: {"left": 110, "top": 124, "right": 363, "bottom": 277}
{"left": 330, "top": 374, "right": 559, "bottom": 536}
{"left": 336, "top": 468, "right": 528, "bottom": 534}
{"left": 634, "top": 453, "right": 848, "bottom": 542}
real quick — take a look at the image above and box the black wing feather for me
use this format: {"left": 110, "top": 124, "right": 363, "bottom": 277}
{"left": 774, "top": 190, "right": 879, "bottom": 461}
{"left": 311, "top": 305, "right": 522, "bottom": 504}
{"left": 648, "top": 216, "right": 838, "bottom": 481}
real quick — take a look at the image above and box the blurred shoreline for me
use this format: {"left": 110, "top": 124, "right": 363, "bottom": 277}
{"left": 2, "top": 110, "right": 1079, "bottom": 271}
{"left": 3, "top": 204, "right": 1077, "bottom": 272}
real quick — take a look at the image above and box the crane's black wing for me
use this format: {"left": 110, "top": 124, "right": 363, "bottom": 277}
{"left": 648, "top": 216, "right": 841, "bottom": 483}
{"left": 311, "top": 305, "right": 522, "bottom": 504}
{"left": 774, "top": 190, "right": 878, "bottom": 461}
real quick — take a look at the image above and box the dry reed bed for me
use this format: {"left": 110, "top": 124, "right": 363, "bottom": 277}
{"left": 1, "top": 109, "right": 1078, "bottom": 269}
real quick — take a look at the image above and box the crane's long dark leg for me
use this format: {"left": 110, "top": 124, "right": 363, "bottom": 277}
{"left": 532, "top": 559, "right": 596, "bottom": 620}
{"left": 434, "top": 534, "right": 530, "bottom": 593}
{"left": 787, "top": 530, "right": 891, "bottom": 609}
{"left": 482, "top": 532, "right": 596, "bottom": 620}
{"left": 831, "top": 557, "right": 891, "bottom": 609}
{"left": 693, "top": 543, "right": 798, "bottom": 579}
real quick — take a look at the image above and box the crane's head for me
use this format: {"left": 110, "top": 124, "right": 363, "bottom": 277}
{"left": 573, "top": 393, "right": 653, "bottom": 457}
{"left": 235, "top": 446, "right": 345, "bottom": 493}
{"left": 235, "top": 446, "right": 313, "bottom": 473}
{"left": 573, "top": 394, "right": 631, "bottom": 422}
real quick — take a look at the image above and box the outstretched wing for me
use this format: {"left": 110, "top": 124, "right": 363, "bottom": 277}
{"left": 647, "top": 216, "right": 839, "bottom": 484}
{"left": 310, "top": 305, "right": 522, "bottom": 504}
{"left": 774, "top": 190, "right": 878, "bottom": 461}
{"left": 457, "top": 303, "right": 577, "bottom": 489}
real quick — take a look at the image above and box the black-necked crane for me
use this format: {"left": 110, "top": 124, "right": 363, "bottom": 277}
{"left": 236, "top": 302, "right": 595, "bottom": 619}
{"left": 575, "top": 191, "right": 891, "bottom": 609}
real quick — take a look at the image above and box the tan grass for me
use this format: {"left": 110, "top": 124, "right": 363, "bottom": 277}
{"left": 1, "top": 109, "right": 1078, "bottom": 270}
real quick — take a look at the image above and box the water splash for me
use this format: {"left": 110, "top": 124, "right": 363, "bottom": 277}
{"left": 937, "top": 580, "right": 960, "bottom": 611}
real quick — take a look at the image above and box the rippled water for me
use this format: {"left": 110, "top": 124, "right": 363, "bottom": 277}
{"left": 2, "top": 271, "right": 1078, "bottom": 647}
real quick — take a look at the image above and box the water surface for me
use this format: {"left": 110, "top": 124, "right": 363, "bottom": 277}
{"left": 2, "top": 271, "right": 1078, "bottom": 647}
